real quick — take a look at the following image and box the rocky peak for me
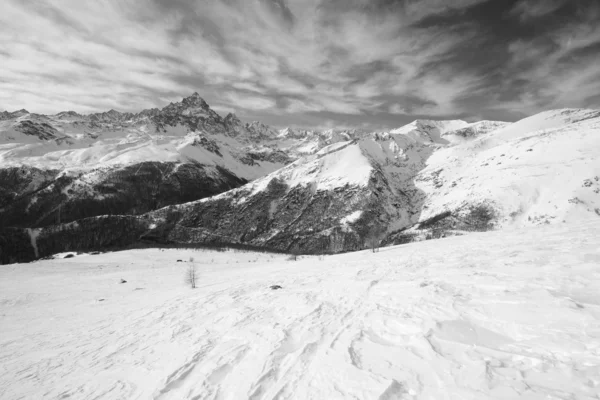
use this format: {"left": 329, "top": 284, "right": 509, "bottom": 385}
{"left": 224, "top": 113, "right": 242, "bottom": 126}
{"left": 161, "top": 93, "right": 217, "bottom": 119}
{"left": 246, "top": 121, "right": 278, "bottom": 139}
{"left": 138, "top": 108, "right": 161, "bottom": 118}
{"left": 0, "top": 109, "right": 30, "bottom": 120}
{"left": 223, "top": 113, "right": 246, "bottom": 137}
{"left": 56, "top": 111, "right": 82, "bottom": 119}
{"left": 279, "top": 127, "right": 308, "bottom": 138}
{"left": 319, "top": 129, "right": 352, "bottom": 143}
{"left": 181, "top": 92, "right": 210, "bottom": 110}
{"left": 14, "top": 120, "right": 59, "bottom": 140}
{"left": 89, "top": 109, "right": 125, "bottom": 122}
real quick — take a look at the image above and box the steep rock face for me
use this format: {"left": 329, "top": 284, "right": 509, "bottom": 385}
{"left": 153, "top": 93, "right": 226, "bottom": 134}
{"left": 13, "top": 120, "right": 59, "bottom": 140}
{"left": 0, "top": 109, "right": 30, "bottom": 120}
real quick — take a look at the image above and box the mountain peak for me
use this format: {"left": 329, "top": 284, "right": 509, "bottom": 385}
{"left": 160, "top": 93, "right": 216, "bottom": 120}
{"left": 181, "top": 92, "right": 210, "bottom": 109}
{"left": 224, "top": 112, "right": 241, "bottom": 123}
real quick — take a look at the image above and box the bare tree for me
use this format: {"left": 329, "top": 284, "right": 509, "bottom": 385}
{"left": 287, "top": 248, "right": 300, "bottom": 261}
{"left": 365, "top": 224, "right": 385, "bottom": 253}
{"left": 185, "top": 257, "right": 197, "bottom": 289}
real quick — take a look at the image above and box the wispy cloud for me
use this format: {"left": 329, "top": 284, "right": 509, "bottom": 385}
{"left": 0, "top": 0, "right": 599, "bottom": 129}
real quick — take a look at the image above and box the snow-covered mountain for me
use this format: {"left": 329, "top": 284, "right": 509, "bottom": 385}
{"left": 413, "top": 109, "right": 600, "bottom": 231}
{"left": 0, "top": 94, "right": 306, "bottom": 229}
{"left": 389, "top": 119, "right": 471, "bottom": 144}
{"left": 2, "top": 103, "right": 600, "bottom": 263}
{"left": 129, "top": 109, "right": 600, "bottom": 253}
{"left": 0, "top": 93, "right": 292, "bottom": 173}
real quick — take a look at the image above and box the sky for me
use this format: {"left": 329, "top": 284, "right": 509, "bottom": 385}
{"left": 1, "top": 0, "right": 599, "bottom": 130}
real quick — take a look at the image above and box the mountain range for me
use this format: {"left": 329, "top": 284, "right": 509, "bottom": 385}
{"left": 1, "top": 94, "right": 599, "bottom": 263}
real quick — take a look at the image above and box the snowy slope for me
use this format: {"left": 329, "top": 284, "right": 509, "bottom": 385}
{"left": 0, "top": 98, "right": 288, "bottom": 180}
{"left": 1, "top": 220, "right": 599, "bottom": 399}
{"left": 390, "top": 119, "right": 471, "bottom": 144}
{"left": 273, "top": 127, "right": 359, "bottom": 156}
{"left": 0, "top": 96, "right": 360, "bottom": 176}
{"left": 416, "top": 109, "right": 600, "bottom": 227}
{"left": 150, "top": 109, "right": 600, "bottom": 253}
{"left": 441, "top": 120, "right": 510, "bottom": 143}
{"left": 0, "top": 94, "right": 297, "bottom": 229}
{"left": 241, "top": 140, "right": 372, "bottom": 195}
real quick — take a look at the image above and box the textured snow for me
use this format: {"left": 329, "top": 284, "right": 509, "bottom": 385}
{"left": 1, "top": 220, "right": 599, "bottom": 399}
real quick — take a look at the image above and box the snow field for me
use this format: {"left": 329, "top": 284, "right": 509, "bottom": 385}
{"left": 1, "top": 221, "right": 600, "bottom": 399}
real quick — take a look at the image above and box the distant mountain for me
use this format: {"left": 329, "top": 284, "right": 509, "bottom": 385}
{"left": 3, "top": 102, "right": 600, "bottom": 264}
{"left": 0, "top": 93, "right": 299, "bottom": 231}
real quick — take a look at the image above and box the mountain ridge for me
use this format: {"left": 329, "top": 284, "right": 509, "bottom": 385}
{"left": 2, "top": 94, "right": 599, "bottom": 264}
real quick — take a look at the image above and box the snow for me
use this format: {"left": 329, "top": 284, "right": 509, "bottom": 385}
{"left": 416, "top": 108, "right": 600, "bottom": 226}
{"left": 240, "top": 141, "right": 372, "bottom": 199}
{"left": 1, "top": 220, "right": 599, "bottom": 399}
{"left": 390, "top": 120, "right": 471, "bottom": 144}
{"left": 0, "top": 119, "right": 286, "bottom": 180}
{"left": 340, "top": 210, "right": 362, "bottom": 225}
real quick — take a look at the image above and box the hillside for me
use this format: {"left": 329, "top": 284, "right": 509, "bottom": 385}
{"left": 2, "top": 220, "right": 599, "bottom": 399}
{"left": 413, "top": 109, "right": 600, "bottom": 232}
{"left": 134, "top": 108, "right": 600, "bottom": 252}
{"left": 0, "top": 94, "right": 290, "bottom": 228}
{"left": 2, "top": 105, "right": 600, "bottom": 262}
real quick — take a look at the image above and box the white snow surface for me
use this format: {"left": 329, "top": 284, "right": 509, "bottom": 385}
{"left": 416, "top": 108, "right": 600, "bottom": 226}
{"left": 239, "top": 140, "right": 373, "bottom": 197}
{"left": 1, "top": 220, "right": 599, "bottom": 399}
{"left": 0, "top": 120, "right": 284, "bottom": 180}
{"left": 390, "top": 119, "right": 471, "bottom": 144}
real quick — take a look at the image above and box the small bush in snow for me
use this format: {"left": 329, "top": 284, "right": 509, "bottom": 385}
{"left": 287, "top": 248, "right": 300, "bottom": 261}
{"left": 464, "top": 204, "right": 496, "bottom": 231}
{"left": 185, "top": 257, "right": 198, "bottom": 289}
{"left": 365, "top": 224, "right": 386, "bottom": 253}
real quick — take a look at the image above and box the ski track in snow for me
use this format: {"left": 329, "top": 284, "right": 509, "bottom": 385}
{"left": 1, "top": 221, "right": 600, "bottom": 399}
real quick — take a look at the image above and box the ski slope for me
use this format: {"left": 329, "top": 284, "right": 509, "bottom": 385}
{"left": 1, "top": 220, "right": 599, "bottom": 399}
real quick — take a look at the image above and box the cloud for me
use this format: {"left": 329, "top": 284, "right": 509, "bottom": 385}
{"left": 1, "top": 0, "right": 599, "bottom": 130}
{"left": 225, "top": 92, "right": 277, "bottom": 111}
{"left": 510, "top": 0, "right": 569, "bottom": 21}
